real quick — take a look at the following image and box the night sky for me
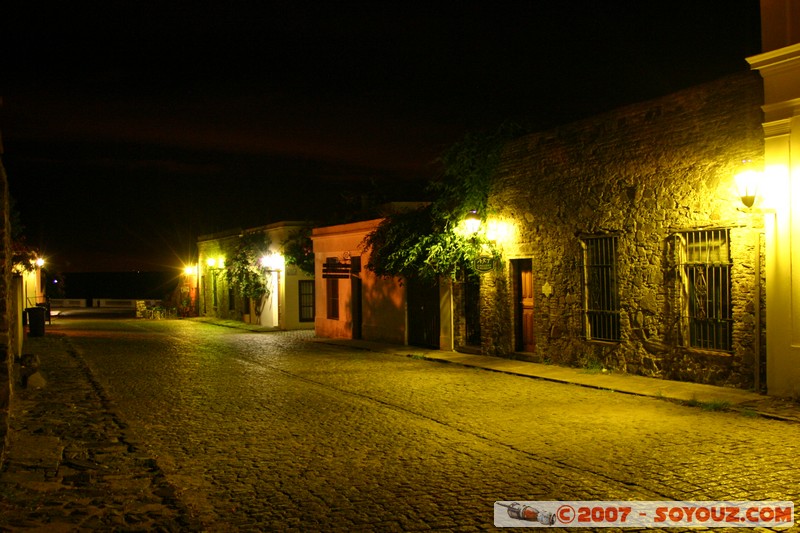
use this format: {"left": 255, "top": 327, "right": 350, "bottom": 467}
{"left": 1, "top": 1, "right": 761, "bottom": 273}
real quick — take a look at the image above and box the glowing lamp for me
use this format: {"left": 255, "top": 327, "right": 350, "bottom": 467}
{"left": 735, "top": 160, "right": 760, "bottom": 208}
{"left": 465, "top": 210, "right": 481, "bottom": 234}
{"left": 35, "top": 258, "right": 45, "bottom": 267}
{"left": 206, "top": 256, "right": 225, "bottom": 268}
{"left": 260, "top": 253, "right": 285, "bottom": 271}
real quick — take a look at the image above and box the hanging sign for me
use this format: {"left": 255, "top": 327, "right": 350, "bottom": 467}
{"left": 475, "top": 254, "right": 495, "bottom": 273}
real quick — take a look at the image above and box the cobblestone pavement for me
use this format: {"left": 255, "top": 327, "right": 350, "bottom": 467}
{"left": 0, "top": 332, "right": 201, "bottom": 531}
{"left": 3, "top": 318, "right": 800, "bottom": 531}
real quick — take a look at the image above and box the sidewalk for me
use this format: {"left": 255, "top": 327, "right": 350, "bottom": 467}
{"left": 312, "top": 337, "right": 800, "bottom": 424}
{"left": 195, "top": 317, "right": 800, "bottom": 422}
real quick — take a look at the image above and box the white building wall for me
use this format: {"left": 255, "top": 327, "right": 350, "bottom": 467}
{"left": 748, "top": 10, "right": 800, "bottom": 396}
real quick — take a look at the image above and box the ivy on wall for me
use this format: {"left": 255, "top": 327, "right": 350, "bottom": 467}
{"left": 224, "top": 232, "right": 271, "bottom": 300}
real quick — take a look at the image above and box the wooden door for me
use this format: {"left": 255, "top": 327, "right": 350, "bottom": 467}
{"left": 515, "top": 259, "right": 535, "bottom": 352}
{"left": 407, "top": 277, "right": 440, "bottom": 349}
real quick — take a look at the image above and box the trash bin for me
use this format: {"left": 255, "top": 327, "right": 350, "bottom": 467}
{"left": 36, "top": 302, "right": 51, "bottom": 324}
{"left": 26, "top": 306, "right": 46, "bottom": 337}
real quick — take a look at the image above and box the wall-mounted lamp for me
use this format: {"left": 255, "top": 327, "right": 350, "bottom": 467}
{"left": 260, "top": 253, "right": 285, "bottom": 271}
{"left": 734, "top": 160, "right": 760, "bottom": 209}
{"left": 465, "top": 210, "right": 481, "bottom": 235}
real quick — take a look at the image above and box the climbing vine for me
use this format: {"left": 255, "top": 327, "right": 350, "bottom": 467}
{"left": 363, "top": 124, "right": 523, "bottom": 280}
{"left": 224, "top": 232, "right": 272, "bottom": 300}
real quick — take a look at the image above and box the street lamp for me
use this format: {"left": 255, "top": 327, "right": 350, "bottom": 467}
{"left": 260, "top": 252, "right": 285, "bottom": 271}
{"left": 465, "top": 210, "right": 481, "bottom": 235}
{"left": 735, "top": 159, "right": 760, "bottom": 209}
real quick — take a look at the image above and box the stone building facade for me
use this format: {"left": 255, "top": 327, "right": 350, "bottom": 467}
{"left": 473, "top": 71, "right": 765, "bottom": 390}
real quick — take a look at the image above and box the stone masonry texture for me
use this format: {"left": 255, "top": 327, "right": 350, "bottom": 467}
{"left": 480, "top": 71, "right": 765, "bottom": 390}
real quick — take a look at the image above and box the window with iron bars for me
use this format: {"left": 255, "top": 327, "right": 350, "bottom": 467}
{"left": 677, "top": 229, "right": 732, "bottom": 352}
{"left": 581, "top": 236, "right": 620, "bottom": 342}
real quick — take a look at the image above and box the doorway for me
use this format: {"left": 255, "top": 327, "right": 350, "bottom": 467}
{"left": 463, "top": 271, "right": 481, "bottom": 348}
{"left": 513, "top": 259, "right": 535, "bottom": 353}
{"left": 407, "top": 277, "right": 440, "bottom": 349}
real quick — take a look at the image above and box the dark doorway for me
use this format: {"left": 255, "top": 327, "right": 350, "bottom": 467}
{"left": 406, "top": 277, "right": 440, "bottom": 349}
{"left": 463, "top": 271, "right": 481, "bottom": 347}
{"left": 513, "top": 259, "right": 535, "bottom": 353}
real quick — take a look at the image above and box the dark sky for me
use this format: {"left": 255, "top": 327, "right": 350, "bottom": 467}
{"left": 1, "top": 1, "right": 761, "bottom": 273}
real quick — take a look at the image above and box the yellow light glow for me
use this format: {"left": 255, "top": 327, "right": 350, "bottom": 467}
{"left": 35, "top": 258, "right": 45, "bottom": 267}
{"left": 735, "top": 168, "right": 760, "bottom": 208}
{"left": 217, "top": 256, "right": 225, "bottom": 268}
{"left": 184, "top": 265, "right": 197, "bottom": 276}
{"left": 486, "top": 219, "right": 515, "bottom": 244}
{"left": 759, "top": 164, "right": 788, "bottom": 211}
{"left": 260, "top": 253, "right": 285, "bottom": 271}
{"left": 206, "top": 257, "right": 217, "bottom": 267}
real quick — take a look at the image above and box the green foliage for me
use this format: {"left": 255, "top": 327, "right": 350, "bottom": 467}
{"left": 363, "top": 205, "right": 495, "bottom": 281}
{"left": 225, "top": 232, "right": 271, "bottom": 300}
{"left": 364, "top": 124, "right": 523, "bottom": 280}
{"left": 283, "top": 227, "right": 315, "bottom": 276}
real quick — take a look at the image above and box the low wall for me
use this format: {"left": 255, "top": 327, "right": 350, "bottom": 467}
{"left": 94, "top": 299, "right": 160, "bottom": 308}
{"left": 49, "top": 299, "right": 87, "bottom": 308}
{"left": 50, "top": 299, "right": 162, "bottom": 308}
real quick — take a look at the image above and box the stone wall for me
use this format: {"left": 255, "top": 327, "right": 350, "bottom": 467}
{"left": 479, "top": 71, "right": 765, "bottom": 389}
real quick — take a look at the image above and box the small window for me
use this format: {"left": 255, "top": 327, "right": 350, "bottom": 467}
{"left": 582, "top": 236, "right": 620, "bottom": 342}
{"left": 678, "top": 229, "right": 732, "bottom": 351}
{"left": 326, "top": 278, "right": 339, "bottom": 319}
{"left": 299, "top": 280, "right": 315, "bottom": 322}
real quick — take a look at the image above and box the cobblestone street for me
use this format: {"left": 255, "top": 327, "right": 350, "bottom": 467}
{"left": 2, "top": 318, "right": 799, "bottom": 531}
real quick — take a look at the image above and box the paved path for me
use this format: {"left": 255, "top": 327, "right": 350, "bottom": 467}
{"left": 2, "top": 318, "right": 799, "bottom": 531}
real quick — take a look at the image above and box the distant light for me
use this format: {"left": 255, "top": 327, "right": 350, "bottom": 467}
{"left": 184, "top": 265, "right": 197, "bottom": 276}
{"left": 35, "top": 258, "right": 45, "bottom": 267}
